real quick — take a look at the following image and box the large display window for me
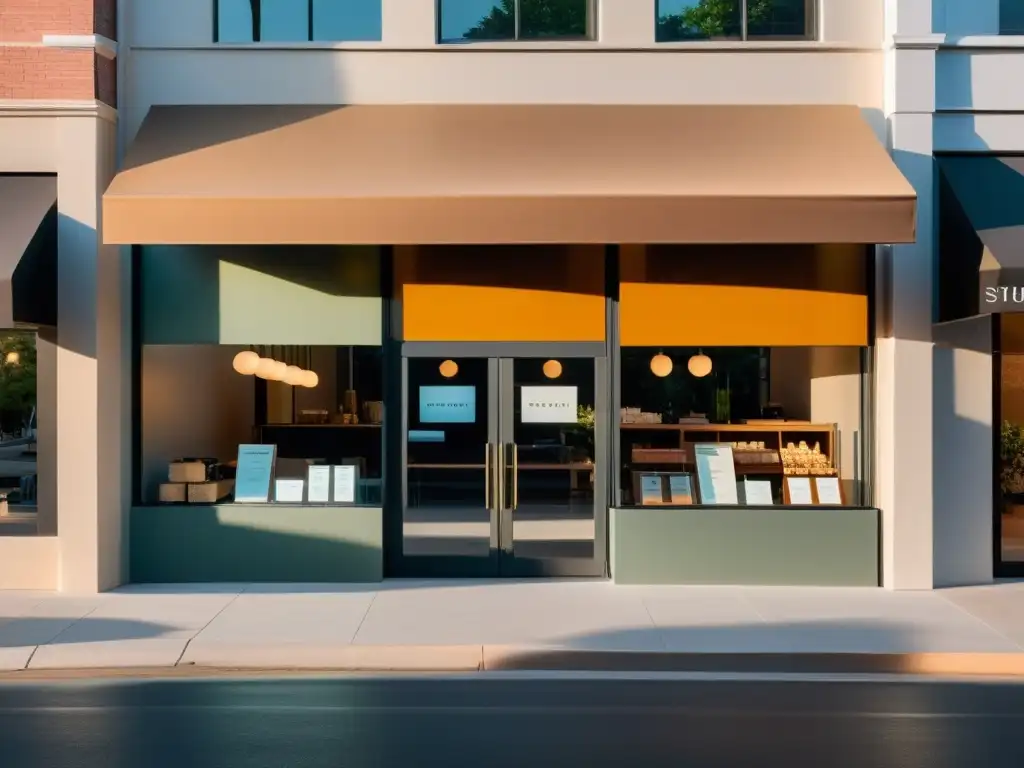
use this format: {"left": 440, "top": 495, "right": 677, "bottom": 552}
{"left": 618, "top": 345, "right": 867, "bottom": 508}
{"left": 136, "top": 245, "right": 384, "bottom": 509}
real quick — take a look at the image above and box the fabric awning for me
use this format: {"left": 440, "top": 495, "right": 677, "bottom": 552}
{"left": 938, "top": 157, "right": 1024, "bottom": 316}
{"left": 0, "top": 176, "right": 57, "bottom": 328}
{"left": 103, "top": 104, "right": 916, "bottom": 246}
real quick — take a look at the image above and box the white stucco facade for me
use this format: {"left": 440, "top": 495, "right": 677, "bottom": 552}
{"left": 5, "top": 0, "right": 1009, "bottom": 591}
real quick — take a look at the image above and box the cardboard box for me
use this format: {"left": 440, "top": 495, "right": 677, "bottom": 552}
{"left": 187, "top": 479, "right": 235, "bottom": 504}
{"left": 169, "top": 461, "right": 209, "bottom": 483}
{"left": 159, "top": 483, "right": 187, "bottom": 503}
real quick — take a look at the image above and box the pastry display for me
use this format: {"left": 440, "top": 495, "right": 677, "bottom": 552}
{"left": 780, "top": 441, "right": 836, "bottom": 476}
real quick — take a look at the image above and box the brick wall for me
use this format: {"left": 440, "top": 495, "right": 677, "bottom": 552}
{"left": 0, "top": 0, "right": 117, "bottom": 105}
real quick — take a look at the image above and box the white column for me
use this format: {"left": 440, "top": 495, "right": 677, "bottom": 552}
{"left": 381, "top": 0, "right": 436, "bottom": 47}
{"left": 878, "top": 0, "right": 941, "bottom": 589}
{"left": 55, "top": 112, "right": 129, "bottom": 592}
{"left": 600, "top": 0, "right": 656, "bottom": 46}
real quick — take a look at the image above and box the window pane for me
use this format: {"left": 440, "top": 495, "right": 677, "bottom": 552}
{"left": 746, "top": 0, "right": 809, "bottom": 38}
{"left": 440, "top": 0, "right": 514, "bottom": 41}
{"left": 261, "top": 0, "right": 310, "bottom": 42}
{"left": 618, "top": 346, "right": 864, "bottom": 508}
{"left": 1002, "top": 0, "right": 1024, "bottom": 34}
{"left": 656, "top": 0, "right": 741, "bottom": 41}
{"left": 519, "top": 0, "right": 589, "bottom": 39}
{"left": 0, "top": 333, "right": 38, "bottom": 521}
{"left": 217, "top": 0, "right": 259, "bottom": 42}
{"left": 312, "top": 0, "right": 382, "bottom": 41}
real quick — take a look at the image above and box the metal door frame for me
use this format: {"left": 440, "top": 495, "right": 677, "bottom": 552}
{"left": 389, "top": 342, "right": 608, "bottom": 577}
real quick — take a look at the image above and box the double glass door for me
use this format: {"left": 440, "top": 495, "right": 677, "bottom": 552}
{"left": 400, "top": 352, "right": 606, "bottom": 576}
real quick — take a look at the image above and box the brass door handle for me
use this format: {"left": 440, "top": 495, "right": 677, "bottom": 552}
{"left": 496, "top": 442, "right": 506, "bottom": 511}
{"left": 484, "top": 443, "right": 492, "bottom": 511}
{"left": 511, "top": 443, "right": 519, "bottom": 510}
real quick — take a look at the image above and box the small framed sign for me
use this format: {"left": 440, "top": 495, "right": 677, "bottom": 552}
{"left": 274, "top": 478, "right": 305, "bottom": 503}
{"left": 234, "top": 444, "right": 276, "bottom": 503}
{"left": 332, "top": 464, "right": 358, "bottom": 504}
{"left": 783, "top": 476, "right": 814, "bottom": 505}
{"left": 307, "top": 465, "right": 331, "bottom": 503}
{"left": 813, "top": 476, "right": 845, "bottom": 505}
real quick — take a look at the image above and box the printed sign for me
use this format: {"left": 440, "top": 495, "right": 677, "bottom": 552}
{"left": 274, "top": 478, "right": 305, "bottom": 503}
{"left": 234, "top": 444, "right": 276, "bottom": 503}
{"left": 694, "top": 444, "right": 739, "bottom": 505}
{"left": 640, "top": 474, "right": 664, "bottom": 505}
{"left": 333, "top": 464, "right": 358, "bottom": 504}
{"left": 419, "top": 386, "right": 476, "bottom": 424}
{"left": 668, "top": 474, "right": 694, "bottom": 505}
{"left": 307, "top": 465, "right": 331, "bottom": 503}
{"left": 521, "top": 386, "right": 578, "bottom": 424}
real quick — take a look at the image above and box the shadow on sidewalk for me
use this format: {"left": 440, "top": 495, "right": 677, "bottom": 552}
{"left": 0, "top": 618, "right": 176, "bottom": 647}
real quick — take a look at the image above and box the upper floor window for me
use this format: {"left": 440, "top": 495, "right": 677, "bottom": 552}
{"left": 1002, "top": 0, "right": 1024, "bottom": 34}
{"left": 657, "top": 0, "right": 815, "bottom": 41}
{"left": 216, "top": 0, "right": 383, "bottom": 42}
{"left": 438, "top": 0, "right": 594, "bottom": 42}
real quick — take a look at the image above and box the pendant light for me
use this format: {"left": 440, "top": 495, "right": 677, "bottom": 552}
{"left": 542, "top": 359, "right": 562, "bottom": 379}
{"left": 439, "top": 359, "right": 458, "bottom": 378}
{"left": 232, "top": 350, "right": 260, "bottom": 375}
{"left": 650, "top": 351, "right": 673, "bottom": 378}
{"left": 687, "top": 350, "right": 712, "bottom": 378}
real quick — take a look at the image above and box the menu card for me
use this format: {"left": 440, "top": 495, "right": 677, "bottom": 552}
{"left": 640, "top": 474, "right": 664, "bottom": 505}
{"left": 814, "top": 476, "right": 843, "bottom": 505}
{"left": 695, "top": 444, "right": 738, "bottom": 505}
{"left": 333, "top": 464, "right": 358, "bottom": 504}
{"left": 668, "top": 474, "right": 694, "bottom": 505}
{"left": 741, "top": 478, "right": 774, "bottom": 505}
{"left": 307, "top": 465, "right": 331, "bottom": 503}
{"left": 785, "top": 476, "right": 814, "bottom": 505}
{"left": 274, "top": 478, "right": 305, "bottom": 503}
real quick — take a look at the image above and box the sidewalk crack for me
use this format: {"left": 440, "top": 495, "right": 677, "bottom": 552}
{"left": 938, "top": 594, "right": 1024, "bottom": 651}
{"left": 348, "top": 591, "right": 379, "bottom": 644}
{"left": 175, "top": 589, "right": 246, "bottom": 666}
{"left": 639, "top": 598, "right": 668, "bottom": 651}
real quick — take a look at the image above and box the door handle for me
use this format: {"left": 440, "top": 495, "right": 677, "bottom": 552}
{"left": 496, "top": 441, "right": 506, "bottom": 511}
{"left": 484, "top": 443, "right": 493, "bottom": 511}
{"left": 510, "top": 442, "right": 519, "bottom": 510}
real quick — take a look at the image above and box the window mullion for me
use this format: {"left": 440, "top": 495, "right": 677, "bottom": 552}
{"left": 308, "top": 0, "right": 314, "bottom": 41}
{"left": 514, "top": 0, "right": 521, "bottom": 40}
{"left": 741, "top": 0, "right": 748, "bottom": 41}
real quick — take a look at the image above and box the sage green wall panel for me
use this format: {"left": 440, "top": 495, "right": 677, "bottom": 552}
{"left": 610, "top": 507, "right": 879, "bottom": 586}
{"left": 142, "top": 245, "right": 382, "bottom": 345}
{"left": 130, "top": 505, "right": 383, "bottom": 582}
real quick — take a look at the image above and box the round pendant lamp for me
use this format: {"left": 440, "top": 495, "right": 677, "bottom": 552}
{"left": 232, "top": 350, "right": 260, "bottom": 375}
{"left": 5, "top": 351, "right": 20, "bottom": 366}
{"left": 255, "top": 357, "right": 281, "bottom": 380}
{"left": 271, "top": 360, "right": 288, "bottom": 380}
{"left": 282, "top": 365, "right": 305, "bottom": 386}
{"left": 300, "top": 370, "right": 319, "bottom": 388}
{"left": 439, "top": 359, "right": 458, "bottom": 378}
{"left": 687, "top": 350, "right": 713, "bottom": 378}
{"left": 542, "top": 359, "right": 562, "bottom": 379}
{"left": 650, "top": 352, "right": 673, "bottom": 378}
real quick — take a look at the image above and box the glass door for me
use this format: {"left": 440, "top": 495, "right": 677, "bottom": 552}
{"left": 398, "top": 350, "right": 606, "bottom": 577}
{"left": 497, "top": 357, "right": 604, "bottom": 576}
{"left": 402, "top": 356, "right": 499, "bottom": 572}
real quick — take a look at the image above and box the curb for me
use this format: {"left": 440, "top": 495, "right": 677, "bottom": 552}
{"left": 6, "top": 648, "right": 1024, "bottom": 678}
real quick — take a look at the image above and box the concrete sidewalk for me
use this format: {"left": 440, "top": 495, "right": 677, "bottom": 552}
{"left": 2, "top": 580, "right": 1024, "bottom": 675}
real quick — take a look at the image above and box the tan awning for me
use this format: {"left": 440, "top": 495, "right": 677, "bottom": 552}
{"left": 103, "top": 104, "right": 916, "bottom": 246}
{"left": 0, "top": 175, "right": 57, "bottom": 327}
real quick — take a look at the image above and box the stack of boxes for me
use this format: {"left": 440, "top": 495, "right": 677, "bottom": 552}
{"left": 159, "top": 458, "right": 235, "bottom": 504}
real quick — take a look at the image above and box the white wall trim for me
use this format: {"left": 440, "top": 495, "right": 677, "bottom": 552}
{"left": 890, "top": 34, "right": 946, "bottom": 50}
{"left": 0, "top": 100, "right": 117, "bottom": 123}
{"left": 941, "top": 35, "right": 1024, "bottom": 49}
{"left": 41, "top": 34, "right": 118, "bottom": 60}
{"left": 128, "top": 41, "right": 879, "bottom": 54}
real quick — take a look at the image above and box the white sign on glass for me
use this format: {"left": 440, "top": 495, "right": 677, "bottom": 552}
{"left": 520, "top": 386, "right": 578, "bottom": 424}
{"left": 694, "top": 444, "right": 739, "bottom": 505}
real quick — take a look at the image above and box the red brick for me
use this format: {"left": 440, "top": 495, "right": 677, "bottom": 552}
{"left": 0, "top": 46, "right": 95, "bottom": 100}
{"left": 0, "top": 0, "right": 118, "bottom": 43}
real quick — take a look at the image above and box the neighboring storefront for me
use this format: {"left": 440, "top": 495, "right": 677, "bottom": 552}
{"left": 102, "top": 103, "right": 915, "bottom": 586}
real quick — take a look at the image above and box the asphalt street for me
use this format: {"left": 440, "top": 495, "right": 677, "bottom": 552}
{"left": 1, "top": 673, "right": 1023, "bottom": 768}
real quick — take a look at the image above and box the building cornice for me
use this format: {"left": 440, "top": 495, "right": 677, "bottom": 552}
{"left": 0, "top": 100, "right": 117, "bottom": 123}
{"left": 40, "top": 34, "right": 118, "bottom": 60}
{"left": 890, "top": 34, "right": 946, "bottom": 51}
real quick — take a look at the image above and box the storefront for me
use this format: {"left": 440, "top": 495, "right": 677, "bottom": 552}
{"left": 937, "top": 154, "right": 1024, "bottom": 578}
{"left": 103, "top": 103, "right": 916, "bottom": 586}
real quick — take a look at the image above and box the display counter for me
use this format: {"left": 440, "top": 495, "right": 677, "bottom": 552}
{"left": 610, "top": 505, "right": 879, "bottom": 586}
{"left": 130, "top": 504, "right": 383, "bottom": 583}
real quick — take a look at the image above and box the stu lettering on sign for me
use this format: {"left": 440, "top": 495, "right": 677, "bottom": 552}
{"left": 986, "top": 287, "right": 1024, "bottom": 304}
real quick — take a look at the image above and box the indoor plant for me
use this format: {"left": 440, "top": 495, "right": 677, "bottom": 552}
{"left": 1000, "top": 420, "right": 1024, "bottom": 510}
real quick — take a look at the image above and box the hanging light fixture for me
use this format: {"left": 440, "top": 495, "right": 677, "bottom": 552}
{"left": 5, "top": 351, "right": 20, "bottom": 366}
{"left": 687, "top": 350, "right": 712, "bottom": 378}
{"left": 300, "top": 370, "right": 319, "bottom": 388}
{"left": 254, "top": 357, "right": 281, "bottom": 380}
{"left": 439, "top": 359, "right": 458, "bottom": 378}
{"left": 232, "top": 350, "right": 260, "bottom": 375}
{"left": 282, "top": 365, "right": 305, "bottom": 386}
{"left": 650, "top": 351, "right": 673, "bottom": 378}
{"left": 542, "top": 359, "right": 562, "bottom": 379}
